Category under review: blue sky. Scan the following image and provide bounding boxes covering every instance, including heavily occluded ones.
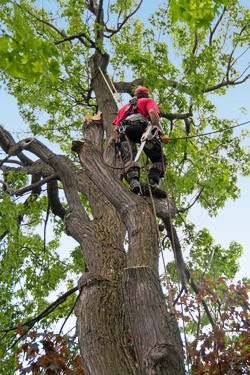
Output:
[0,0,249,279]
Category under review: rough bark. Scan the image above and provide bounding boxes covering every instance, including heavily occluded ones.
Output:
[123,267,184,375]
[73,49,185,374]
[75,273,138,375]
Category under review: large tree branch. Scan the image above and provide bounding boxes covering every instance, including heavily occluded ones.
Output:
[47,179,66,220]
[1,287,78,351]
[96,0,103,25]
[160,111,193,121]
[5,138,91,245]
[24,140,87,218]
[0,129,67,225]
[162,72,250,95]
[10,173,58,197]
[203,73,250,93]
[15,1,98,49]
[114,78,144,95]
[14,2,66,38]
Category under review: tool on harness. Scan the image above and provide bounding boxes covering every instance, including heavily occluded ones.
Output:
[134,124,159,162]
[161,133,170,143]
[134,123,170,162]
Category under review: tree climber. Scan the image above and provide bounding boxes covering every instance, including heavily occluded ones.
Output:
[113,86,168,195]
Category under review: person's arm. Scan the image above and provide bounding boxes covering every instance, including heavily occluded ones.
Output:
[148,108,160,126]
[148,108,170,143]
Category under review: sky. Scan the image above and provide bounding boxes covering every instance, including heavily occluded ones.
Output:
[0,0,249,280]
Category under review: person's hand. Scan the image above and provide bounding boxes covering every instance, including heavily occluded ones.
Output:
[152,125,162,137]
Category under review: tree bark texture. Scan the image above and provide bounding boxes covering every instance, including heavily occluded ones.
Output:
[72,53,185,371]
[123,267,184,375]
[75,273,138,375]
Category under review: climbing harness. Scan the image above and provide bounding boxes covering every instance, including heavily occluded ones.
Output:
[125,97,138,116]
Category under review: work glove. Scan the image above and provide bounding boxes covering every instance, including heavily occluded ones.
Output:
[160,134,170,144]
[152,126,170,143]
[152,125,162,138]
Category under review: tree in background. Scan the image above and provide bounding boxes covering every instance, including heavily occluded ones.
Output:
[0,1,249,374]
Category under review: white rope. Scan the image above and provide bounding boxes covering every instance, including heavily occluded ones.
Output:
[98,67,120,107]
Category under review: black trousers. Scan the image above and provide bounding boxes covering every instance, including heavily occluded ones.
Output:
[118,121,167,182]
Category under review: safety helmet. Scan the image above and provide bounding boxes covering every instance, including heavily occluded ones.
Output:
[134,86,150,96]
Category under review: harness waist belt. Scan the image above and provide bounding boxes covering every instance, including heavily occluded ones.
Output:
[125,113,147,122]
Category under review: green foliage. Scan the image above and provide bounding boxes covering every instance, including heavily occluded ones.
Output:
[187,228,243,279]
[0,2,61,83]
[0,188,81,373]
[169,0,230,29]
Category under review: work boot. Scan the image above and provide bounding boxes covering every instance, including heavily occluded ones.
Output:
[149,178,159,190]
[142,178,167,199]
[126,167,141,195]
[130,178,142,195]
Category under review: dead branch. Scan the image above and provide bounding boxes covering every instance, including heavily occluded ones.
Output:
[0,125,33,166]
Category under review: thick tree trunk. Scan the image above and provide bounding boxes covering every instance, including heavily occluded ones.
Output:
[75,273,138,375]
[74,138,185,374]
[72,51,185,374]
[123,267,184,375]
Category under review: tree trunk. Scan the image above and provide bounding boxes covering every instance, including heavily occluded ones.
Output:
[75,273,138,375]
[69,51,185,374]
[123,267,184,374]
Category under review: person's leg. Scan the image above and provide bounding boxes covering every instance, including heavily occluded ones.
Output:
[143,139,168,187]
[119,133,141,194]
